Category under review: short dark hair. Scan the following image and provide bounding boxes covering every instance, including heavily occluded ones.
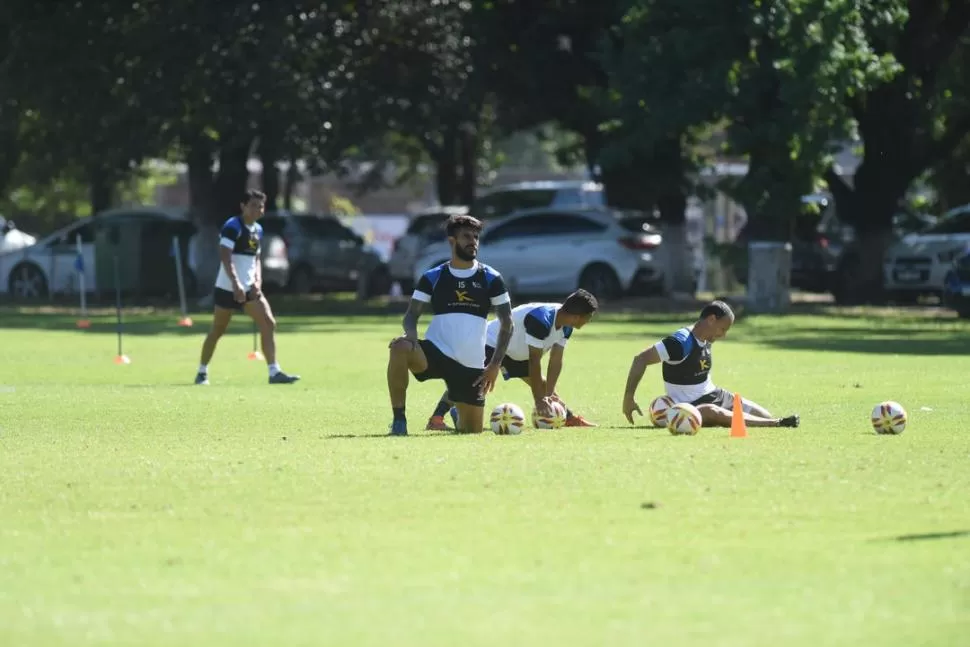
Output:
[445,214,483,237]
[561,289,599,315]
[699,300,734,320]
[242,189,266,204]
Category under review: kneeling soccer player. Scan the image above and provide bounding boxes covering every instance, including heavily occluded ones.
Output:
[385,214,513,436]
[425,289,600,430]
[621,300,799,428]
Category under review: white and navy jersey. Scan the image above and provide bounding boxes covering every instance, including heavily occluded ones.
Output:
[412,261,510,369]
[486,302,571,361]
[215,216,262,291]
[653,325,716,403]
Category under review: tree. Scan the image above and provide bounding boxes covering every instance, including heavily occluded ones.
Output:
[602,0,903,299]
[824,0,970,302]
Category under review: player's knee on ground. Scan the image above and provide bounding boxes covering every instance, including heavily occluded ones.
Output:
[697,404,731,427]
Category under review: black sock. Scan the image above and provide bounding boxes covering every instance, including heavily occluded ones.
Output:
[393,407,406,422]
[433,400,451,417]
[565,408,574,418]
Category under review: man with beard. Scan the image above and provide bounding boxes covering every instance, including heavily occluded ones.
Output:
[385,214,514,436]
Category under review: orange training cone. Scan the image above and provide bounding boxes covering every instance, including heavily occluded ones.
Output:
[177,316,194,327]
[76,319,91,329]
[114,354,131,365]
[730,392,747,438]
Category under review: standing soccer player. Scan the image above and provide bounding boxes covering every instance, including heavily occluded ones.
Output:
[620,300,798,428]
[425,290,600,430]
[194,189,300,385]
[385,214,513,436]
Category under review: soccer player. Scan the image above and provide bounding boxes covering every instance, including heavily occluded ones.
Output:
[386,214,513,436]
[620,300,799,428]
[194,189,300,385]
[424,290,600,430]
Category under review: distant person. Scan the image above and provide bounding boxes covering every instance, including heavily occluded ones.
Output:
[194,189,300,385]
[425,291,601,430]
[621,300,799,428]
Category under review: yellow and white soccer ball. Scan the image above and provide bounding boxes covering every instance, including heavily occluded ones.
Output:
[871,401,907,435]
[666,402,703,436]
[490,403,526,435]
[649,395,676,427]
[532,401,567,430]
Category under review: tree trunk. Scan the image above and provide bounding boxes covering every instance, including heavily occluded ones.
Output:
[213,136,253,221]
[185,134,218,301]
[258,130,280,211]
[282,158,299,211]
[435,126,459,205]
[656,190,694,295]
[88,166,116,215]
[458,125,478,205]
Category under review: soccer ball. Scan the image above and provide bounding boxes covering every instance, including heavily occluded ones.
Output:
[532,401,567,430]
[666,402,703,436]
[871,401,907,435]
[490,403,526,435]
[649,395,676,427]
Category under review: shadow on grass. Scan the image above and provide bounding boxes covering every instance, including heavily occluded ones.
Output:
[891,530,970,542]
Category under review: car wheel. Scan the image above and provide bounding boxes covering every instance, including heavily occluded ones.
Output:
[8,262,48,299]
[288,265,315,294]
[579,263,622,301]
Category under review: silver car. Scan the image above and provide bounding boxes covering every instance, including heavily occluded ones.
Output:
[411,207,663,299]
[387,206,468,293]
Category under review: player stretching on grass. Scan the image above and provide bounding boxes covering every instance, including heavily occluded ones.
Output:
[425,290,601,430]
[620,300,799,428]
[386,214,513,436]
[194,189,300,385]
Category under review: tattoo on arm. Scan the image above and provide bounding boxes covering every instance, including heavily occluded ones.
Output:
[402,299,425,339]
[489,302,514,364]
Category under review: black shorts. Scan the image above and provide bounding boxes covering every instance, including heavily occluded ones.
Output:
[691,388,732,409]
[413,339,485,407]
[484,346,530,380]
[213,287,258,312]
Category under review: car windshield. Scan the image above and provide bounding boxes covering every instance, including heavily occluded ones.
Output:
[470,189,557,220]
[407,214,450,237]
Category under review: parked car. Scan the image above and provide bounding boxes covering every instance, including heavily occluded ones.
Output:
[259,211,390,297]
[0,217,36,254]
[0,207,196,300]
[470,180,605,220]
[387,205,468,292]
[941,247,970,318]
[882,203,970,301]
[411,207,663,300]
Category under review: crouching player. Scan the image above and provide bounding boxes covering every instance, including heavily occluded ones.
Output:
[426,289,600,430]
[621,300,799,428]
[385,214,513,436]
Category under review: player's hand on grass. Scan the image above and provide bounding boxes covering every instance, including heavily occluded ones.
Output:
[622,396,643,425]
[233,283,246,303]
[534,397,554,417]
[475,362,501,395]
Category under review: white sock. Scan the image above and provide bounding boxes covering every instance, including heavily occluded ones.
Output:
[198,364,208,374]
[269,362,281,376]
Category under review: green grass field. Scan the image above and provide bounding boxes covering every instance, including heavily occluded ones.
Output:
[1,302,968,646]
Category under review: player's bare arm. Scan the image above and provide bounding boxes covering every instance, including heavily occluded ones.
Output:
[395,298,425,348]
[219,245,245,302]
[545,344,564,398]
[622,346,663,424]
[476,301,513,395]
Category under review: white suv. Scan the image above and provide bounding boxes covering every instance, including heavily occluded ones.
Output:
[884,204,970,299]
[411,207,662,300]
[471,180,605,220]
